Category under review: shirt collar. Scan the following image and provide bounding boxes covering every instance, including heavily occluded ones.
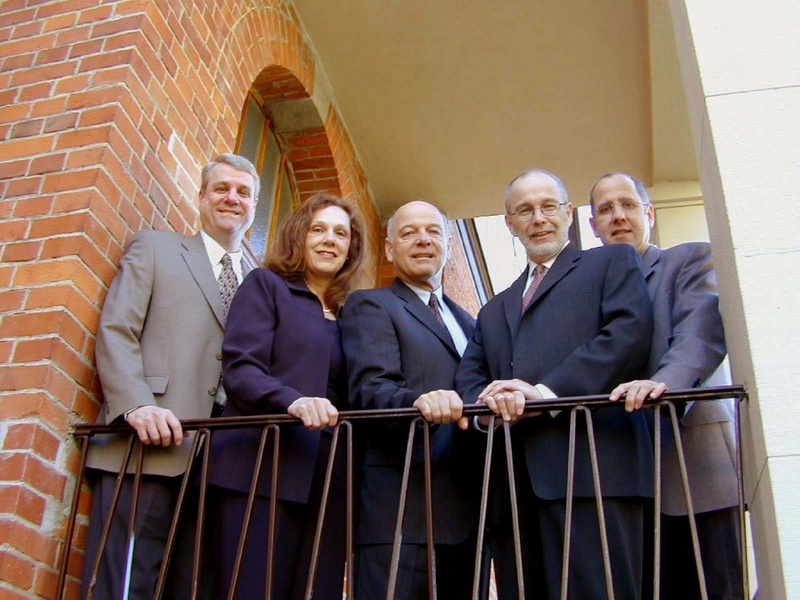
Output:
[527,240,569,275]
[200,230,243,267]
[403,281,444,306]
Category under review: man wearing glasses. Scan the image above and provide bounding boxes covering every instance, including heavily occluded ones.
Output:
[589,172,741,599]
[456,169,653,599]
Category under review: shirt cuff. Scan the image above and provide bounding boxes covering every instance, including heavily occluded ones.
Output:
[535,383,561,417]
[123,405,144,422]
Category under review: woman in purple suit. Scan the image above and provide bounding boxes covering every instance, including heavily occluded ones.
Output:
[208,193,367,599]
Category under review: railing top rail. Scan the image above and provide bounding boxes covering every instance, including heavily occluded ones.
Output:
[71,385,745,436]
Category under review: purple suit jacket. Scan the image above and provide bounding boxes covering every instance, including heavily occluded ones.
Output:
[208,268,346,504]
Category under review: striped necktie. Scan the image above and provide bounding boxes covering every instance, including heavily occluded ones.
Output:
[521,264,547,314]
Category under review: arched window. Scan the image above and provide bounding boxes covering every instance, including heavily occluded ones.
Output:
[236,93,297,260]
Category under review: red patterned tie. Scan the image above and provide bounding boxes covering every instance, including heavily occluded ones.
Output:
[428,293,447,328]
[520,264,547,314]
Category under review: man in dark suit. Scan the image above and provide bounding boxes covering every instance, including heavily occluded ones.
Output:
[456,169,654,599]
[81,153,258,598]
[341,200,481,598]
[589,172,741,599]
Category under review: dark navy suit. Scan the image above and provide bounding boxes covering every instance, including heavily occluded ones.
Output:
[456,243,654,599]
[208,268,347,600]
[341,279,481,598]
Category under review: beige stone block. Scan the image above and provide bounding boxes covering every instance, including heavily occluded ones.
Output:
[747,461,786,599]
[705,86,800,255]
[680,0,800,96]
[750,456,800,599]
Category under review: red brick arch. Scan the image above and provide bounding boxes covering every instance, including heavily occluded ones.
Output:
[0,0,379,595]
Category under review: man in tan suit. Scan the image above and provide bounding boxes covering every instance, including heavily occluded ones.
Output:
[81,153,258,599]
[589,172,741,599]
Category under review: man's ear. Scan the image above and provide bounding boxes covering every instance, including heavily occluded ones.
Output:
[384,238,394,263]
[589,216,599,238]
[564,202,574,227]
[505,214,518,238]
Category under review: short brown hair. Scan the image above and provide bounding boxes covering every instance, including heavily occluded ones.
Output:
[201,153,260,199]
[267,193,366,311]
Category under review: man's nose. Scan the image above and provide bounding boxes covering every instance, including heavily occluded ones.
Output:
[611,202,626,220]
[531,207,548,223]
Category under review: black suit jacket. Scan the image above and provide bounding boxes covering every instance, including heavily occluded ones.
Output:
[456,243,655,500]
[341,279,480,545]
[208,268,347,504]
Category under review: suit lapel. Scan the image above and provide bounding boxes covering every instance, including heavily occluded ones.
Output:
[516,244,581,321]
[503,269,528,341]
[641,244,661,281]
[182,233,225,327]
[392,279,459,355]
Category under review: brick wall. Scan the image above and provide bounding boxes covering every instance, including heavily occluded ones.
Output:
[0,0,381,596]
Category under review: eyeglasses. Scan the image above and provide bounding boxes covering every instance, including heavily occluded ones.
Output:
[508,201,566,221]
[593,198,649,218]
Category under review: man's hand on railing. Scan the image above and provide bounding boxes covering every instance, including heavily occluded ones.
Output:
[413,390,468,430]
[288,397,339,430]
[477,378,543,425]
[609,379,669,412]
[125,406,187,446]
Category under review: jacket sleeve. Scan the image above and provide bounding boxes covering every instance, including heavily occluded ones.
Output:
[340,291,419,410]
[221,271,303,415]
[651,243,726,389]
[540,245,654,397]
[94,231,160,422]
[454,312,493,405]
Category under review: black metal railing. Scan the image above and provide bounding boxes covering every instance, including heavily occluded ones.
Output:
[57,385,748,600]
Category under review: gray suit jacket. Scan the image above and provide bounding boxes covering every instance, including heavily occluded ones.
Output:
[87,230,241,477]
[642,243,738,515]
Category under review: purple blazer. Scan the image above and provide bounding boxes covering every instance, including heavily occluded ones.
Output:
[207,268,346,504]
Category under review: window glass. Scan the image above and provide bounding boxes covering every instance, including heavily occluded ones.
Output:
[235,94,297,258]
[249,130,282,258]
[275,161,295,236]
[239,96,264,161]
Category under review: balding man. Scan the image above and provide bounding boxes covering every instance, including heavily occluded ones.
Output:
[341,200,481,598]
[589,172,741,600]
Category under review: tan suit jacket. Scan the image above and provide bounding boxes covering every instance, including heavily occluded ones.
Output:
[642,243,738,515]
[87,230,236,477]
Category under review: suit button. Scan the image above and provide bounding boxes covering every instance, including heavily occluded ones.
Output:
[208,386,217,396]
[216,352,222,360]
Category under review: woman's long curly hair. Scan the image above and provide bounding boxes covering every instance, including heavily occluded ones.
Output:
[266,193,367,311]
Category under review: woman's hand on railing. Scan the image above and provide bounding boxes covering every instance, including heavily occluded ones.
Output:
[288,397,339,430]
[413,390,468,430]
[609,379,669,412]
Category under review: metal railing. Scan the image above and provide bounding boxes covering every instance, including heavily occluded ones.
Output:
[57,385,747,600]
